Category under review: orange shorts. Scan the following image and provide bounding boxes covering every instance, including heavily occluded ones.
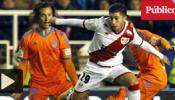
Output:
[138,76,167,100]
[29,81,72,100]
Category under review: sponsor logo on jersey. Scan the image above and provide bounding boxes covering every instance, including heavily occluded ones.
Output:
[51,39,58,48]
[121,37,130,45]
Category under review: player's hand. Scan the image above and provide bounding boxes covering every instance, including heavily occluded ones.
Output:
[161,55,170,65]
[168,46,175,51]
[11,93,22,100]
[50,17,56,24]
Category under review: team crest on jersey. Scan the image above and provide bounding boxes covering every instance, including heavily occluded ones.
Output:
[51,39,58,48]
[121,37,130,45]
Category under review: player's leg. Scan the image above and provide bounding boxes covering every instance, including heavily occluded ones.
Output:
[139,76,167,100]
[68,62,109,100]
[110,64,140,100]
[29,82,48,100]
[106,87,127,100]
[69,71,104,100]
[56,87,73,100]
[114,72,140,100]
[70,90,89,100]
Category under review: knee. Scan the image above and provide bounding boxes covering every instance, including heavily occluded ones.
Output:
[71,91,89,100]
[114,73,138,87]
[127,75,138,86]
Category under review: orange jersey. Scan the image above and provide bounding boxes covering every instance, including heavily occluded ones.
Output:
[19,27,72,84]
[130,29,167,81]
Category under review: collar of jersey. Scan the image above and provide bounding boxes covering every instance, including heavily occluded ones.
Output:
[37,26,53,38]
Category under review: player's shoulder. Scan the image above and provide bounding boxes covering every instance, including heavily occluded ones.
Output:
[22,29,35,39]
[137,29,159,38]
[137,29,151,34]
[124,21,135,34]
[99,16,108,24]
[52,27,66,36]
[95,16,110,29]
[126,21,134,29]
[88,16,106,24]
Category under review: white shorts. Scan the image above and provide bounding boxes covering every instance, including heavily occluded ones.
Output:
[74,61,132,92]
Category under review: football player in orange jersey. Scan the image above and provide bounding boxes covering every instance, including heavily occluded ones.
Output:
[13,2,78,100]
[106,29,175,100]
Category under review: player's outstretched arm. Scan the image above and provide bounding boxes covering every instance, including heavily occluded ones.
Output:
[51,17,84,28]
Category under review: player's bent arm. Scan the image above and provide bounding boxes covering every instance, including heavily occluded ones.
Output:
[131,28,164,60]
[63,59,78,86]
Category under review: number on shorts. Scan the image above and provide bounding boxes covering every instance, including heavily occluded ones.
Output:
[80,72,90,83]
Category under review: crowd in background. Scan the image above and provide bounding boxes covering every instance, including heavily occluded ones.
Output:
[0,0,175,40]
[0,0,175,88]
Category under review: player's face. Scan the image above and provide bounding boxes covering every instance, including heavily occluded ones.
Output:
[39,7,53,29]
[109,12,127,32]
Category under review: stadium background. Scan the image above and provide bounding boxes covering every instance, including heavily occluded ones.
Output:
[0,0,175,100]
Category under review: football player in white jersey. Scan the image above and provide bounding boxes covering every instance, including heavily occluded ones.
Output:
[51,3,169,100]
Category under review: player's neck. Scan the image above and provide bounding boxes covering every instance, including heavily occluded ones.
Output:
[39,27,51,35]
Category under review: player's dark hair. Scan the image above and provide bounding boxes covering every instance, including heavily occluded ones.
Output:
[109,3,127,16]
[33,2,56,23]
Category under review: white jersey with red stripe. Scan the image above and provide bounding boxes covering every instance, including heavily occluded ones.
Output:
[84,17,142,67]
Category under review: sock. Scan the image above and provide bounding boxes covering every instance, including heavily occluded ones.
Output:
[128,84,140,100]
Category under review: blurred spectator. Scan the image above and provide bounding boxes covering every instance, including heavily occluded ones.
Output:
[153,21,175,40]
[96,0,109,10]
[128,0,140,10]
[16,0,40,9]
[0,0,28,43]
[54,0,75,10]
[28,12,39,29]
[109,0,127,5]
[0,0,16,9]
[128,0,152,31]
[0,0,16,44]
[72,0,96,10]
[53,0,75,38]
